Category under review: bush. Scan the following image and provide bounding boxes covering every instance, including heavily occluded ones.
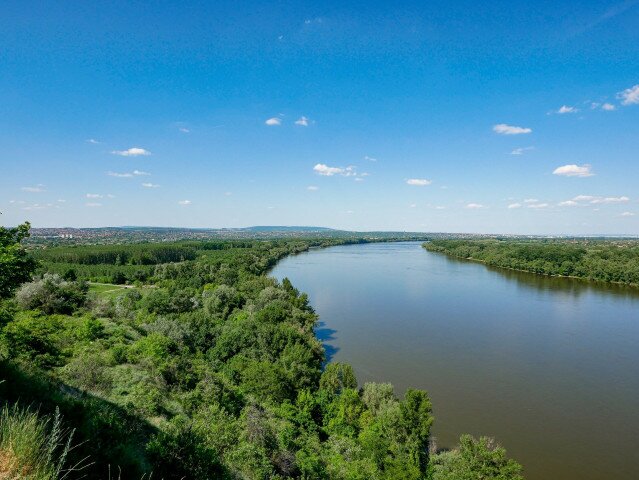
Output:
[15,274,88,315]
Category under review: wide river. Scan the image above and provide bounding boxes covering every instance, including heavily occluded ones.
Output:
[271,241,639,480]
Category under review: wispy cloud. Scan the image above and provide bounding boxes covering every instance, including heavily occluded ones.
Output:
[112,147,151,157]
[493,123,532,135]
[22,203,54,211]
[406,178,432,186]
[590,196,629,204]
[466,203,485,209]
[523,198,539,203]
[510,146,534,155]
[313,163,357,177]
[21,185,45,193]
[364,155,377,162]
[553,164,594,177]
[307,185,319,191]
[507,203,522,209]
[178,127,190,133]
[142,183,160,188]
[178,200,192,205]
[527,203,549,209]
[295,116,310,126]
[559,195,629,206]
[620,211,636,217]
[601,102,616,111]
[556,105,578,114]
[107,171,134,178]
[86,138,101,144]
[86,193,103,198]
[133,170,150,176]
[265,117,282,126]
[618,84,639,105]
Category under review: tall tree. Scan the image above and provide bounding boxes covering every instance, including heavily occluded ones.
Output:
[0,222,37,298]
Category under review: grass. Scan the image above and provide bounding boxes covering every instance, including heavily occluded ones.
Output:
[0,404,85,480]
[87,283,131,298]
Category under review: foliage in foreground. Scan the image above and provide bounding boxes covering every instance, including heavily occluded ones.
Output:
[426,239,639,286]
[0,224,523,478]
[0,404,78,480]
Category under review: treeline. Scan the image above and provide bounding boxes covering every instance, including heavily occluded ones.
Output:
[425,239,639,286]
[1,228,523,479]
[32,243,199,266]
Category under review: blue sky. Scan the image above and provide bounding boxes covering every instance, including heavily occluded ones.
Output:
[1,0,638,234]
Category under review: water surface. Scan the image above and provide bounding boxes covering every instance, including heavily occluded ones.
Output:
[271,242,639,480]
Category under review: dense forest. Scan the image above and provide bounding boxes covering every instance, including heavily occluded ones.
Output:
[425,239,639,286]
[1,224,522,479]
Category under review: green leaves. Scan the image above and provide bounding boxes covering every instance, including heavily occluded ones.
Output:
[0,222,37,299]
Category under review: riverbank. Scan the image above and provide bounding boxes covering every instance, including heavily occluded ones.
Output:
[423,239,639,288]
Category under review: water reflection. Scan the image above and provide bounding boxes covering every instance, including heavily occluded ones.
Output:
[445,255,639,300]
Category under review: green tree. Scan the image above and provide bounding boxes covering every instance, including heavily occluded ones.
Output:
[431,434,523,480]
[0,222,37,298]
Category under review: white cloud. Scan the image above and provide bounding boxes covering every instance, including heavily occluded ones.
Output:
[435,206,446,210]
[85,202,102,207]
[86,138,101,144]
[86,193,103,198]
[409,203,417,208]
[313,163,356,177]
[108,169,150,178]
[295,116,310,126]
[178,127,190,133]
[57,199,66,203]
[524,198,538,203]
[557,105,578,114]
[178,200,192,205]
[590,196,629,204]
[364,155,377,162]
[527,203,549,209]
[142,183,160,188]
[552,164,594,177]
[112,147,151,157]
[265,117,282,126]
[354,177,364,182]
[618,84,639,105]
[559,195,629,206]
[406,178,432,186]
[620,211,636,217]
[510,146,534,155]
[573,195,595,201]
[493,123,532,135]
[601,103,616,111]
[507,203,522,209]
[307,185,319,191]
[466,203,485,209]
[22,203,53,211]
[21,185,45,193]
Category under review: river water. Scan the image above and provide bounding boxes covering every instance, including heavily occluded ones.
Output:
[271,241,639,480]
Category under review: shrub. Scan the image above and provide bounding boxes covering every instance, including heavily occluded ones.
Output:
[15,274,88,315]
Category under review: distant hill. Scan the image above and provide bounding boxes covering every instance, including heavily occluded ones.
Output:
[241,226,335,232]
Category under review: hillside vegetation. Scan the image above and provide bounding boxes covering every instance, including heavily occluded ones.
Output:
[1,224,522,479]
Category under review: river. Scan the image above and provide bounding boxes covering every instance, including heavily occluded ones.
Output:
[270,241,639,480]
